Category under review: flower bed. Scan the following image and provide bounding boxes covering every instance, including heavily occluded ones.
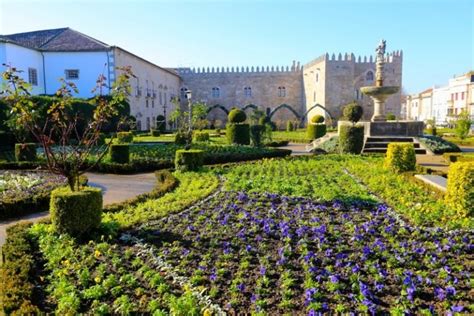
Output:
[141,191,472,314]
[417,136,461,154]
[0,171,65,220]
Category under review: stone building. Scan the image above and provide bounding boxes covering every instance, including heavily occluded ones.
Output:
[177,51,403,127]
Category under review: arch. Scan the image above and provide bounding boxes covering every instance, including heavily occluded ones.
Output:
[300,103,336,123]
[242,104,258,111]
[366,70,374,81]
[269,104,301,120]
[206,104,229,116]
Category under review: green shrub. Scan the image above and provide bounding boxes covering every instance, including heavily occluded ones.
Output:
[50,186,102,236]
[286,121,294,132]
[228,109,247,123]
[250,125,265,147]
[338,125,364,154]
[150,129,160,137]
[265,140,289,147]
[443,153,474,164]
[307,124,327,140]
[194,131,210,142]
[445,161,473,217]
[14,143,37,162]
[109,144,130,164]
[386,113,396,120]
[116,132,133,144]
[175,131,192,145]
[384,143,416,173]
[175,149,204,171]
[311,115,325,124]
[342,103,363,123]
[226,123,250,145]
[155,115,166,132]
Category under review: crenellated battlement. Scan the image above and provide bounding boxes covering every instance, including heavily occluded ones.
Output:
[304,50,403,68]
[176,60,303,75]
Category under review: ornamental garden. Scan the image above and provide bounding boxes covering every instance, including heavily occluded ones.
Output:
[0,66,473,315]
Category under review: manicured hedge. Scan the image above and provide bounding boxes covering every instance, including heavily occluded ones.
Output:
[443,152,474,164]
[116,131,133,144]
[306,124,326,140]
[194,131,210,142]
[250,125,264,147]
[445,161,473,218]
[265,140,289,147]
[1,223,41,314]
[339,125,364,154]
[226,123,250,145]
[228,109,246,123]
[109,144,130,164]
[15,143,37,162]
[175,149,204,171]
[150,129,160,137]
[50,186,103,236]
[175,131,191,145]
[384,143,416,173]
[311,115,324,124]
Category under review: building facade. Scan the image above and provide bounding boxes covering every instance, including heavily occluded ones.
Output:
[405,72,474,125]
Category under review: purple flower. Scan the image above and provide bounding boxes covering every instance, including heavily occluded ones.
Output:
[246,244,252,252]
[259,266,266,276]
[451,305,464,312]
[407,285,416,302]
[304,251,314,263]
[352,264,360,273]
[329,274,339,283]
[250,294,258,303]
[209,272,217,282]
[446,286,456,297]
[237,283,245,292]
[305,288,317,305]
[434,287,445,301]
[359,281,372,298]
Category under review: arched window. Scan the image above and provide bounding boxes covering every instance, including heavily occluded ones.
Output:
[313,91,316,102]
[244,86,252,97]
[278,86,286,97]
[366,71,374,81]
[180,88,187,99]
[316,73,319,83]
[211,87,220,98]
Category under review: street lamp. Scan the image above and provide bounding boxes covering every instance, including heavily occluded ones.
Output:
[185,89,192,149]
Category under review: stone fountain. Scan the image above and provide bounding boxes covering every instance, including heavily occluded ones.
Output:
[360,39,399,121]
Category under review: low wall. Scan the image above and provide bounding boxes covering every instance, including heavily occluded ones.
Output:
[338,121,424,136]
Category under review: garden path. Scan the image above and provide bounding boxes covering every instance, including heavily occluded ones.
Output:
[278,142,312,156]
[0,172,156,247]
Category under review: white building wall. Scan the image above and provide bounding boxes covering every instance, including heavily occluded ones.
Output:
[43,51,109,97]
[0,42,45,94]
[432,86,449,124]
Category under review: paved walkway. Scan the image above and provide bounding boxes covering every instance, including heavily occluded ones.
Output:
[0,172,156,247]
[416,155,449,173]
[279,142,312,156]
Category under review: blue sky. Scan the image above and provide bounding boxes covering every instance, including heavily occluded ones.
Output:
[1,0,472,93]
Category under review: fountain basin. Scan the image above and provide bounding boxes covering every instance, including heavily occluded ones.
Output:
[360,86,400,96]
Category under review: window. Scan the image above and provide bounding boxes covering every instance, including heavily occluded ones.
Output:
[316,73,319,83]
[146,99,149,108]
[159,92,163,105]
[355,89,359,100]
[137,120,142,131]
[152,100,154,108]
[146,117,150,130]
[455,93,458,100]
[313,91,316,102]
[278,86,286,97]
[211,87,220,98]
[244,86,252,97]
[28,68,38,86]
[461,92,465,100]
[470,74,474,83]
[65,69,79,80]
[164,93,167,105]
[152,116,155,128]
[366,71,374,81]
[180,88,187,99]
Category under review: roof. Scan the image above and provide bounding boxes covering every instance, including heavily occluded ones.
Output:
[1,27,110,51]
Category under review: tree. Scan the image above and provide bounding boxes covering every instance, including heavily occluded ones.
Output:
[1,64,133,191]
[454,110,472,140]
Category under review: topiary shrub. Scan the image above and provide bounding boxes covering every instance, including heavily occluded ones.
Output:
[286,121,294,132]
[14,143,36,162]
[194,131,210,142]
[311,115,325,124]
[150,129,160,137]
[338,125,364,154]
[386,113,396,120]
[175,130,192,145]
[226,123,250,145]
[116,131,133,144]
[250,125,265,147]
[50,186,102,236]
[307,124,327,140]
[384,143,416,173]
[228,109,247,123]
[109,144,130,164]
[445,161,473,217]
[343,103,363,124]
[175,149,204,171]
[156,115,166,132]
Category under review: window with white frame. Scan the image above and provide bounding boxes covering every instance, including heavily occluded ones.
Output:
[211,87,220,98]
[65,69,79,80]
[278,86,286,97]
[244,86,252,97]
[28,68,38,86]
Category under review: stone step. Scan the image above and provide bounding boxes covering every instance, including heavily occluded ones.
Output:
[366,137,414,142]
[364,142,421,149]
[363,148,427,154]
[414,174,447,192]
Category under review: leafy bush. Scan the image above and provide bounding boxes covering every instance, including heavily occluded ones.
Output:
[175,149,204,171]
[150,129,160,137]
[109,144,130,164]
[445,162,473,218]
[116,132,133,144]
[384,143,416,173]
[50,186,102,236]
[418,135,461,154]
[250,125,264,147]
[174,130,192,145]
[454,110,472,140]
[338,125,364,154]
[386,113,396,120]
[226,123,250,145]
[306,124,326,140]
[342,103,363,123]
[194,131,210,142]
[0,223,41,314]
[228,109,247,123]
[155,115,166,132]
[14,143,37,162]
[311,115,324,124]
[286,121,294,132]
[443,152,474,164]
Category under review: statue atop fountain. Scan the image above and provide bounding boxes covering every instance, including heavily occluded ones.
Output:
[361,39,399,121]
